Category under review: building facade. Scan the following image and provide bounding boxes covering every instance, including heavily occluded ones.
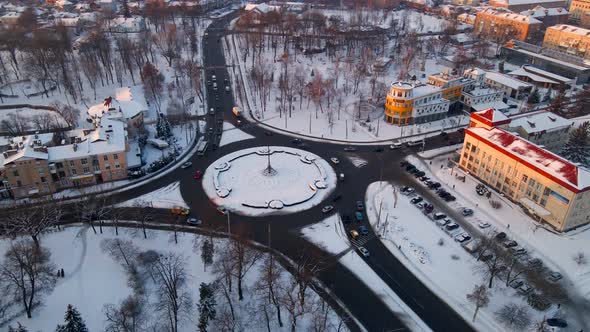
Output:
[504,112,573,152]
[475,9,543,42]
[569,0,590,22]
[520,6,569,28]
[461,87,504,109]
[459,109,590,231]
[384,81,450,125]
[543,24,590,59]
[489,0,567,12]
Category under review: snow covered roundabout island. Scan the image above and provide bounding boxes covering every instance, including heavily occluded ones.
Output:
[203,146,337,216]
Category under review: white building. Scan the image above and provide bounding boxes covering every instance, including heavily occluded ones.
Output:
[504,112,573,152]
[461,87,504,109]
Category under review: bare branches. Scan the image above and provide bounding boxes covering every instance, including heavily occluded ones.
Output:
[466,284,490,322]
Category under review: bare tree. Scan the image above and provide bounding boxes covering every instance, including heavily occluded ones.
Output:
[280,281,306,332]
[292,248,324,308]
[495,303,531,330]
[229,230,262,301]
[255,253,284,327]
[103,295,146,332]
[466,284,490,322]
[150,252,192,332]
[100,238,139,272]
[51,102,80,128]
[0,204,62,248]
[0,239,57,318]
[141,62,165,111]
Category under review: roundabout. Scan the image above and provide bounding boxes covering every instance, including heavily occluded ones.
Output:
[202,146,337,216]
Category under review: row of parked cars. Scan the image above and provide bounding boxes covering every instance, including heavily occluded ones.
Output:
[400,161,456,202]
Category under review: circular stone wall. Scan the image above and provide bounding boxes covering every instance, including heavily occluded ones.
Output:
[202,146,337,216]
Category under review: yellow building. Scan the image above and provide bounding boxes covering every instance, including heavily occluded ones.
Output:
[542,24,590,59]
[384,81,450,126]
[459,109,590,232]
[569,0,590,22]
[427,72,471,102]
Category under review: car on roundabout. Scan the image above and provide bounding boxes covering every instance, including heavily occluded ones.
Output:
[181,162,192,169]
[186,218,203,225]
[358,247,370,258]
[194,170,202,179]
[322,205,334,214]
[344,146,357,152]
[330,157,340,164]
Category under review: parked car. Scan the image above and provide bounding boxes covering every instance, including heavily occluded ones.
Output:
[406,165,416,172]
[462,208,474,216]
[356,201,364,211]
[355,212,364,222]
[509,279,524,289]
[400,161,410,167]
[454,233,472,243]
[445,223,460,234]
[209,108,215,116]
[444,195,456,202]
[546,318,567,328]
[330,157,340,164]
[503,240,518,248]
[419,176,430,182]
[436,218,451,227]
[322,205,334,214]
[358,247,370,258]
[510,247,527,256]
[401,187,415,195]
[478,222,491,229]
[428,182,441,189]
[548,271,563,282]
[410,197,423,204]
[517,283,533,295]
[528,258,543,269]
[358,225,369,235]
[433,212,447,220]
[349,230,360,239]
[344,146,357,152]
[495,232,507,241]
[186,218,203,225]
[389,141,403,149]
[181,162,193,169]
[291,138,302,145]
[413,171,426,178]
[423,204,434,213]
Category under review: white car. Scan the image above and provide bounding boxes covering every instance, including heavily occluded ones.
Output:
[358,247,370,257]
[181,162,192,169]
[186,218,203,225]
[322,205,334,214]
[478,222,491,229]
[389,141,403,149]
[330,157,340,164]
[225,86,230,92]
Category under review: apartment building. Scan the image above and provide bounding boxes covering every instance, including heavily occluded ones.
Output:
[520,6,569,28]
[568,0,590,22]
[475,8,543,42]
[489,0,567,12]
[543,24,590,59]
[427,72,472,103]
[461,87,505,110]
[0,112,129,199]
[460,109,590,231]
[384,81,450,125]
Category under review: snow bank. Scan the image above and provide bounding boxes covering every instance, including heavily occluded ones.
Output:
[116,181,188,209]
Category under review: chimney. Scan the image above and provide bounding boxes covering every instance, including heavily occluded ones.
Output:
[73,143,78,152]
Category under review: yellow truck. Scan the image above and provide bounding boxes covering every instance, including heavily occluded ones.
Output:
[171,206,190,216]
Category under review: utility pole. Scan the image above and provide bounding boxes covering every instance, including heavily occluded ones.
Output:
[309,112,312,134]
[226,211,231,234]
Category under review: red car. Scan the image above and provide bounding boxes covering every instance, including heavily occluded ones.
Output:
[193,170,202,179]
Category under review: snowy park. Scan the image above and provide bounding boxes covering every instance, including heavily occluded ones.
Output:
[203,146,336,216]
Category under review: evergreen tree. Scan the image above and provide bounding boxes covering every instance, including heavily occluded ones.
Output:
[561,122,590,166]
[155,113,172,139]
[547,91,568,117]
[55,304,88,332]
[527,89,540,105]
[201,238,214,272]
[570,87,590,117]
[198,283,217,332]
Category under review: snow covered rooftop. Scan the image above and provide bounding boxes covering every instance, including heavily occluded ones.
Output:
[509,112,573,133]
[244,3,280,13]
[464,87,502,97]
[88,89,146,121]
[547,24,590,37]
[520,6,568,17]
[485,71,533,90]
[473,108,510,125]
[471,101,510,111]
[479,8,542,24]
[390,81,442,99]
[495,0,566,6]
[508,68,558,84]
[467,127,590,192]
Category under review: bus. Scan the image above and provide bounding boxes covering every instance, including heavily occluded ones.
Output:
[196,137,208,156]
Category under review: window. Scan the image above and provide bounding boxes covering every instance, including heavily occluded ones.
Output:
[69,160,75,167]
[41,176,46,183]
[529,179,536,187]
[12,170,19,177]
[540,198,547,207]
[81,158,88,165]
[16,180,22,187]
[543,188,551,196]
[83,167,90,174]
[113,154,118,160]
[105,164,111,170]
[522,175,528,183]
[58,171,66,177]
[56,162,63,168]
[103,155,109,161]
[71,169,77,175]
[38,168,44,175]
[115,163,121,169]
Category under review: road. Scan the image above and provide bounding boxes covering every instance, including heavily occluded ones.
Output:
[36,11,475,332]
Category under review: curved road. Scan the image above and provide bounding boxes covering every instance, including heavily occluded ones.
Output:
[73,12,473,332]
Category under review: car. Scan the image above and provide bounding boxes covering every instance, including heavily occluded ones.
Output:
[413,171,426,178]
[423,203,434,213]
[438,191,450,198]
[344,146,357,152]
[406,165,417,172]
[528,258,543,268]
[510,247,527,256]
[401,186,411,192]
[171,206,190,216]
[419,176,430,182]
[356,201,364,211]
[445,223,460,233]
[217,119,223,125]
[444,195,456,202]
[503,240,518,248]
[548,271,563,282]
[509,279,524,289]
[330,157,340,164]
[517,283,533,295]
[225,86,230,92]
[433,212,447,220]
[339,173,345,182]
[186,217,203,225]
[291,138,302,145]
[209,108,215,116]
[428,182,441,189]
[495,232,507,241]
[546,318,567,328]
[454,233,472,243]
[358,247,370,257]
[410,197,423,204]
[389,141,403,149]
[358,225,369,235]
[416,201,429,209]
[181,162,193,169]
[193,170,202,179]
[478,222,491,229]
[436,218,451,227]
[322,205,334,214]
[217,206,228,215]
[342,215,352,224]
[401,187,415,195]
[373,146,384,152]
[215,94,219,100]
[265,131,273,136]
[211,74,216,81]
[349,230,360,239]
[355,211,364,222]
[400,161,410,167]
[332,194,342,202]
[424,180,434,186]
[462,208,474,216]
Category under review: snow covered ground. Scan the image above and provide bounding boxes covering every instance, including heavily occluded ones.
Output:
[364,181,567,332]
[117,181,188,209]
[411,153,590,327]
[202,146,336,216]
[299,215,431,332]
[0,107,68,132]
[0,226,347,331]
[417,143,463,159]
[219,121,254,147]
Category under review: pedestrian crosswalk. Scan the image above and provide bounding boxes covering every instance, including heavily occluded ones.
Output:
[349,233,376,248]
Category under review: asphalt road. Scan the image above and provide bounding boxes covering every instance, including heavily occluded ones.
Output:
[67,12,474,332]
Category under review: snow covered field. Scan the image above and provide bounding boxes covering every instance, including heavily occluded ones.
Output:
[0,226,347,331]
[364,181,570,332]
[299,215,431,332]
[117,181,188,209]
[202,146,336,216]
[0,107,68,132]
